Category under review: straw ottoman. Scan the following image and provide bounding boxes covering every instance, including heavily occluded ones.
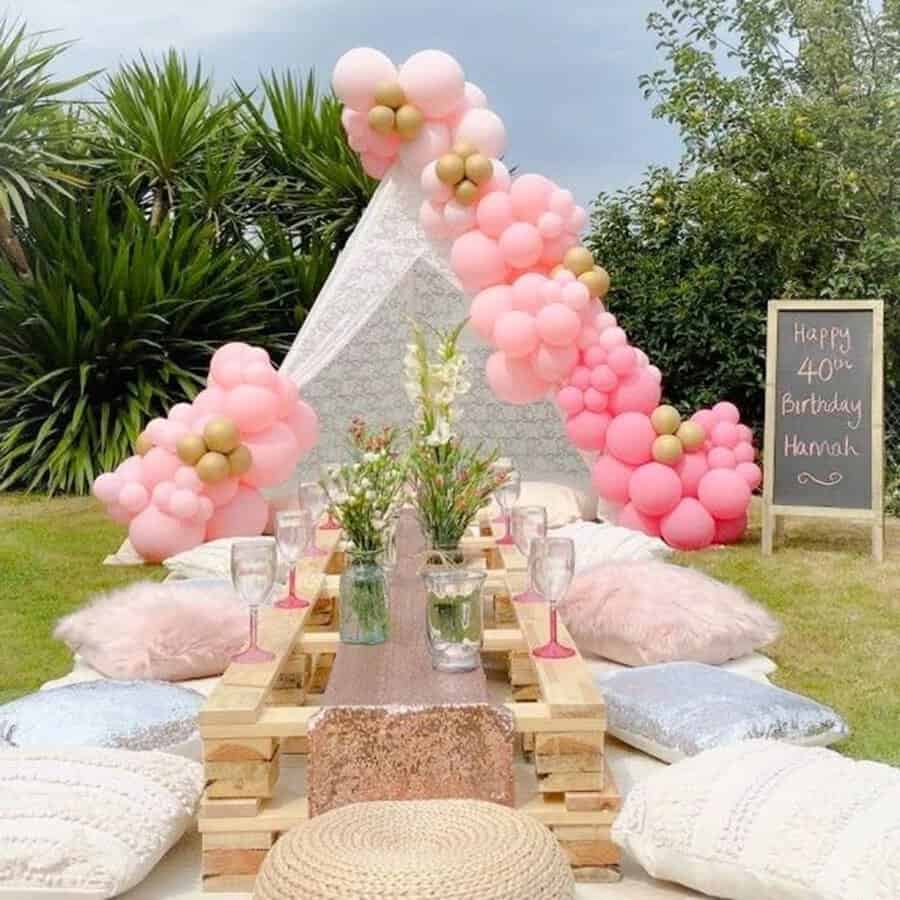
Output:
[253,798,575,899]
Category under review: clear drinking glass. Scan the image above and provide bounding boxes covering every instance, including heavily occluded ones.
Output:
[490,457,514,523]
[274,509,312,610]
[320,465,341,530]
[531,536,576,659]
[511,505,548,603]
[230,539,277,664]
[493,468,521,546]
[298,481,328,558]
[424,568,487,672]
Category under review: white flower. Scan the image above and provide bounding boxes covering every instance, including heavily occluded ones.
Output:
[365,490,376,500]
[363,452,378,463]
[425,418,452,446]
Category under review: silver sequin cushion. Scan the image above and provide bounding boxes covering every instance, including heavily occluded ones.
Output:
[0,680,203,758]
[598,661,849,763]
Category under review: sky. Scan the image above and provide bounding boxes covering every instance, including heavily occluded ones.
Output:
[17,0,683,203]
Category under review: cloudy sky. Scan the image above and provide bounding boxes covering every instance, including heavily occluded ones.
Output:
[18,0,683,203]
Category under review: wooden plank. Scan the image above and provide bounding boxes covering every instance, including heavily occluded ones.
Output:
[504,702,604,732]
[534,731,604,756]
[202,832,275,850]
[200,705,319,739]
[203,738,276,763]
[200,796,261,819]
[557,839,619,868]
[535,751,604,774]
[199,795,309,834]
[199,685,269,727]
[202,848,267,876]
[538,771,605,793]
[553,825,614,841]
[573,866,622,884]
[202,874,257,893]
[519,792,617,826]
[564,791,622,814]
[205,749,280,799]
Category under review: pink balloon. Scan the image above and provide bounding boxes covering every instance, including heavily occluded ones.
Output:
[511,273,546,314]
[618,502,662,537]
[485,351,551,405]
[583,346,607,368]
[595,311,617,332]
[499,222,543,268]
[569,365,592,391]
[608,346,637,376]
[285,401,320,454]
[169,488,200,521]
[470,285,514,342]
[591,365,618,392]
[536,303,581,347]
[205,485,270,541]
[242,422,301,488]
[697,468,752,520]
[93,472,122,504]
[364,127,401,159]
[332,47,398,112]
[152,481,176,510]
[443,199,477,235]
[494,310,538,358]
[707,447,737,469]
[715,513,748,545]
[509,174,554,223]
[646,365,663,384]
[736,424,754,444]
[244,363,276,389]
[348,131,371,154]
[274,376,300,419]
[421,161,453,202]
[192,384,228,416]
[634,348,649,367]
[566,410,611,451]
[629,462,683,517]
[538,211,564,238]
[569,205,588,232]
[399,121,451,174]
[224,384,280,434]
[361,152,392,180]
[116,456,143,482]
[476,191,514,238]
[450,231,507,291]
[106,502,132,525]
[197,497,215,522]
[539,278,562,306]
[711,421,740,448]
[577,327,601,350]
[202,476,240,508]
[119,482,150,514]
[482,158,512,193]
[712,401,741,424]
[129,504,205,563]
[533,344,578,382]
[398,50,465,117]
[341,107,367,139]
[168,403,193,424]
[562,281,590,311]
[463,81,487,108]
[608,368,662,416]
[549,189,575,218]
[733,441,756,464]
[539,234,569,268]
[599,326,628,350]
[140,447,181,488]
[210,342,251,384]
[606,412,656,466]
[557,386,585,416]
[592,454,635,505]
[420,200,451,239]
[661,498,716,550]
[675,451,709,498]
[174,466,202,491]
[691,409,717,434]
[583,387,608,413]
[736,461,763,490]
[453,108,506,158]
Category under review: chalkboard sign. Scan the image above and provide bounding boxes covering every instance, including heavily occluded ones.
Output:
[762,300,884,560]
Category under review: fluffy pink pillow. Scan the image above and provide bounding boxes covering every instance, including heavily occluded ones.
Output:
[55,580,248,681]
[560,561,780,667]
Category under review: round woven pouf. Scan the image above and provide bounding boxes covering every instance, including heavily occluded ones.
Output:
[254,799,574,900]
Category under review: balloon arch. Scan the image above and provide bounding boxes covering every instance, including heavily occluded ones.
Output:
[333,47,761,551]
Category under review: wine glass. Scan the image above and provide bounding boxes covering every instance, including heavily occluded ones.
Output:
[490,458,514,523]
[299,481,328,558]
[320,465,341,530]
[531,537,576,659]
[230,539,277,664]
[494,468,521,546]
[275,509,312,610]
[511,505,547,603]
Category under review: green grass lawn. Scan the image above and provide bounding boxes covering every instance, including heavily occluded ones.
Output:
[1,493,898,764]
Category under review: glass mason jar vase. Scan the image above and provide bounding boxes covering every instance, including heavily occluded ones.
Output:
[339,549,390,645]
[423,568,487,672]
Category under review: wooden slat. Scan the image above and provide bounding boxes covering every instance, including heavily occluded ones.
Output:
[199,795,309,834]
[202,832,275,850]
[200,705,319,739]
[200,795,261,819]
[520,792,617,827]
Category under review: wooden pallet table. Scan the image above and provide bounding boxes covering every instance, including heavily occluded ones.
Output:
[197,511,620,892]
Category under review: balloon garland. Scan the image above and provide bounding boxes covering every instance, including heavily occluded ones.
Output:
[333,47,761,550]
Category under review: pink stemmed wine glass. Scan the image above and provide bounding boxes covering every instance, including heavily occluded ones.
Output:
[494,468,521,546]
[490,458,514,523]
[531,536,576,659]
[320,466,341,530]
[299,481,328,558]
[230,539,277,664]
[511,505,547,603]
[274,509,312,610]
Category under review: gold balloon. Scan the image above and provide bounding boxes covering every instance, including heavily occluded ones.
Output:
[677,421,706,452]
[196,451,230,484]
[176,433,207,466]
[367,105,395,135]
[203,417,240,454]
[435,153,465,185]
[583,266,610,298]
[452,141,477,159]
[653,434,684,465]
[228,445,252,477]
[563,245,595,276]
[650,404,682,435]
[135,432,153,456]
[463,153,493,186]
[373,79,406,109]
[455,179,480,205]
[395,104,424,140]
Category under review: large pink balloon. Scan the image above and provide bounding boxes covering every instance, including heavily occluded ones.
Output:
[443,199,477,236]
[707,446,737,469]
[119,481,150,514]
[592,454,635,505]
[399,121,451,174]
[536,303,581,347]
[361,152,392,180]
[274,376,300,419]
[192,384,228,417]
[676,451,709,498]
[129,504,205,563]
[450,231,507,291]
[140,446,181,488]
[661,498,716,550]
[565,410,610,451]
[583,387,608,412]
[420,200,451,239]
[225,384,280,434]
[209,343,251,386]
[242,422,301,488]
[494,310,538,358]
[332,47,397,112]
[534,344,578,382]
[591,365,618,393]
[557,386,585,416]
[608,368,662,416]
[509,174,555,224]
[421,161,453,201]
[715,513,748,545]
[618,502,662,538]
[499,222,543,268]
[476,192,515,239]
[736,461,763,490]
[605,412,656,466]
[691,409,717,434]
[485,352,551,405]
[453,108,506,158]
[712,401,741,424]
[697,468,752,520]
[629,462,683,517]
[398,50,465,117]
[285,401,320,453]
[202,476,240,508]
[733,441,756,464]
[205,486,270,541]
[711,421,740,448]
[93,472,122,504]
[511,273,546,315]
[470,285,514,342]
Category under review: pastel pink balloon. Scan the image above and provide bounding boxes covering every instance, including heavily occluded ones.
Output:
[660,498,716,550]
[562,281,590,311]
[618,502,662,537]
[734,441,756,463]
[169,488,200,521]
[707,447,737,469]
[450,231,507,291]
[116,456,143,482]
[332,47,398,112]
[243,363,277,391]
[577,327,601,351]
[499,222,543,268]
[364,127,401,159]
[168,403,193,425]
[634,348,650,367]
[569,205,588,232]
[736,461,763,490]
[476,191,514,238]
[341,107,367,138]
[509,174,554,223]
[202,476,240,508]
[691,409,717,433]
[453,108,506,158]
[569,365,592,391]
[348,131,370,154]
[715,513,748,545]
[482,158,511,193]
[494,310,538,358]
[192,384,228,416]
[711,421,740,448]
[539,234,569,268]
[608,345,637,376]
[599,326,628,350]
[152,481,176,510]
[538,211,564,238]
[592,454,636,505]
[697,468,752,520]
[443,199,477,235]
[140,446,181,488]
[421,161,453,202]
[606,412,656,466]
[174,466,202,491]
[274,376,300,419]
[583,347,607,368]
[557,386,585,416]
[285,401,320,453]
[119,481,149,514]
[106,502,132,525]
[583,387,608,412]
[210,342,251,379]
[242,422,300,488]
[398,50,465,117]
[553,267,576,285]
[398,121,451,173]
[464,81,487,108]
[511,273,546,314]
[420,199,451,239]
[143,417,172,447]
[197,497,215,522]
[566,410,611,451]
[470,285,514,342]
[549,189,575,218]
[536,303,581,347]
[676,451,709,498]
[538,279,563,306]
[129,504,205,563]
[533,343,578,382]
[736,424,754,444]
[205,485,270,541]
[225,384,280,434]
[608,368,662,416]
[596,311,616,331]
[712,401,741,424]
[629,462,683,517]
[646,365,663,384]
[485,351,552,405]
[92,472,122,504]
[591,365,618,392]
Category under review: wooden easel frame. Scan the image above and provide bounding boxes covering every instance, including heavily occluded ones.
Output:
[762,299,885,561]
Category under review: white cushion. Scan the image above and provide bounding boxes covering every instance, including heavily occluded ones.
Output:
[0,747,203,898]
[163,536,261,580]
[489,480,590,528]
[552,520,671,570]
[612,740,900,900]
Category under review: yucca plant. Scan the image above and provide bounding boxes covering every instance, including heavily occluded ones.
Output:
[0,191,289,494]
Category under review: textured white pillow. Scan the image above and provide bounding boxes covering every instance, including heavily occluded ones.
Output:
[613,740,900,900]
[0,747,203,898]
[552,520,671,571]
[488,480,589,528]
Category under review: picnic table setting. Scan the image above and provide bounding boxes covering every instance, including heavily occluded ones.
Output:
[3,45,899,900]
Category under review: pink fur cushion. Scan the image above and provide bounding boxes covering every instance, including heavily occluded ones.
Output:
[55,580,248,681]
[560,561,780,667]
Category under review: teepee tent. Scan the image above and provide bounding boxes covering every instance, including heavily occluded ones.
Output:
[280,169,588,491]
